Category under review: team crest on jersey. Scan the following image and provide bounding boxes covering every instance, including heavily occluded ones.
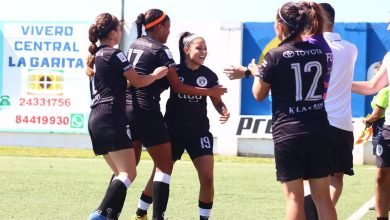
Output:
[164,49,173,59]
[376,144,383,156]
[116,52,127,62]
[196,76,208,87]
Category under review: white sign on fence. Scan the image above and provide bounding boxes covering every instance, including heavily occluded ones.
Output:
[0,22,91,133]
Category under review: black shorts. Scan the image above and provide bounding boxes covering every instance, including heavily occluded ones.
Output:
[88,103,132,156]
[171,132,214,161]
[372,118,385,155]
[274,133,333,182]
[376,125,390,168]
[329,126,354,175]
[127,109,170,147]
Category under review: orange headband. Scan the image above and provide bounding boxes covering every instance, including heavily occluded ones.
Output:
[144,13,167,30]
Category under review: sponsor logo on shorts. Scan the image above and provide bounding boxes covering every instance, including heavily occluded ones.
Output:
[376,144,383,156]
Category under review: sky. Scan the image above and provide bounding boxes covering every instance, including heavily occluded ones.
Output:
[1,0,389,23]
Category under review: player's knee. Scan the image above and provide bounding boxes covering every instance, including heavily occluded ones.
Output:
[376,169,390,185]
[120,170,136,182]
[311,191,331,205]
[200,173,214,188]
[129,171,137,182]
[288,193,305,205]
[331,174,344,189]
[154,159,173,174]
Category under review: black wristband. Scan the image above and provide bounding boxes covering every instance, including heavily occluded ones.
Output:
[244,68,251,78]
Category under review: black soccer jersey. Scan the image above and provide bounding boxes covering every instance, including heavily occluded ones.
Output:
[126,36,176,111]
[164,63,219,138]
[90,45,133,108]
[258,41,329,143]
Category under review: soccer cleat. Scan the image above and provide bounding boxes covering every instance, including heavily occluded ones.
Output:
[131,214,148,220]
[88,211,107,220]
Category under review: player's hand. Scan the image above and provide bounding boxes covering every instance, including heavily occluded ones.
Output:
[152,66,168,79]
[223,65,246,80]
[209,85,227,97]
[362,118,373,128]
[86,66,94,76]
[247,59,259,76]
[219,106,230,124]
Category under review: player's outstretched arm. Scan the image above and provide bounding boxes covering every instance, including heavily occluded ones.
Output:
[124,66,168,88]
[167,67,227,97]
[223,65,246,80]
[352,64,388,95]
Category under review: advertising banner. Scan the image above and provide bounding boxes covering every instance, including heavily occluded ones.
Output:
[0,21,90,133]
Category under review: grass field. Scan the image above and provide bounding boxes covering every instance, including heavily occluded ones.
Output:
[0,146,377,219]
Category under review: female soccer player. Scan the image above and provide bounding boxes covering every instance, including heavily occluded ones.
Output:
[126,9,227,220]
[163,32,229,220]
[250,2,337,219]
[86,13,167,220]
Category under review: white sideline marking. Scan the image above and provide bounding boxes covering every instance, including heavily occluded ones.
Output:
[346,196,375,220]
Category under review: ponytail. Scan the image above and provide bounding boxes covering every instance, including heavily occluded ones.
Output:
[86,23,99,77]
[135,9,169,37]
[135,13,145,38]
[298,1,324,35]
[86,13,120,77]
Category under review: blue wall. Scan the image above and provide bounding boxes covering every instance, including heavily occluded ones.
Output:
[241,22,390,117]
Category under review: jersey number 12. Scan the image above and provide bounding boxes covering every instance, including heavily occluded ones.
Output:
[291,61,322,101]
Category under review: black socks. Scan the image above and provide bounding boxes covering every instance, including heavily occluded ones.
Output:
[152,181,170,220]
[304,194,318,220]
[96,178,128,219]
[199,201,213,220]
[136,192,153,216]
